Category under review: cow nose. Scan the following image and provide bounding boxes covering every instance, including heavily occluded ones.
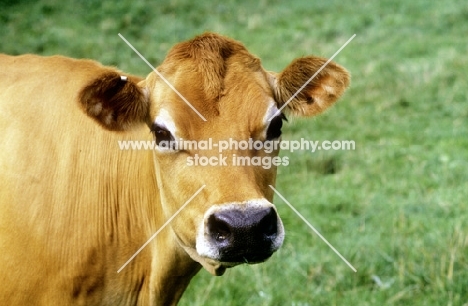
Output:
[206,207,279,263]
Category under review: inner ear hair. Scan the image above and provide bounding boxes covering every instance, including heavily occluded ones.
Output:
[275,56,350,117]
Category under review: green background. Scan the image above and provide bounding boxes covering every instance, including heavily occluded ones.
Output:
[1,0,467,304]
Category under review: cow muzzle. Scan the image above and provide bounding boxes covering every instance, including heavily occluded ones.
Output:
[196,199,285,268]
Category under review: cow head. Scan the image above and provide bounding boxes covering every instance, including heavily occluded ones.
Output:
[80,33,349,276]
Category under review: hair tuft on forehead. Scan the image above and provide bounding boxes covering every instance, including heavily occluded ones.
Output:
[164,33,252,103]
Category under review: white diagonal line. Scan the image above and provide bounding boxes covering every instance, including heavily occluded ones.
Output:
[269,185,357,272]
[117,185,206,273]
[118,33,207,122]
[269,34,356,121]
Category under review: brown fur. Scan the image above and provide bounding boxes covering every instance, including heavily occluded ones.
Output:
[0,33,349,305]
[163,33,258,104]
[275,56,350,116]
[80,72,149,131]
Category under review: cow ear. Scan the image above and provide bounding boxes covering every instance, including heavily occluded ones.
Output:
[273,56,350,117]
[79,72,150,131]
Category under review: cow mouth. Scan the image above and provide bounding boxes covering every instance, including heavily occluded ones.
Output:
[180,241,274,276]
[217,250,274,266]
[200,251,273,275]
[179,243,228,276]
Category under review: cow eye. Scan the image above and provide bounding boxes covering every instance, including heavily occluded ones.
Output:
[151,124,175,147]
[266,113,286,140]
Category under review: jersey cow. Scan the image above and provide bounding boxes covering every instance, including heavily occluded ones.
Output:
[0,33,349,305]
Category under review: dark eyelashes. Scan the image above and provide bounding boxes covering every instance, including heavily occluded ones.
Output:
[266,113,286,140]
[151,123,175,146]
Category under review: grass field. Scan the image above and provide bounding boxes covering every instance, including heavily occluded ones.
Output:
[1,0,467,305]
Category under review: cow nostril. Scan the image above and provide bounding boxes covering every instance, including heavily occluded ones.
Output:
[207,214,232,242]
[259,208,278,238]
